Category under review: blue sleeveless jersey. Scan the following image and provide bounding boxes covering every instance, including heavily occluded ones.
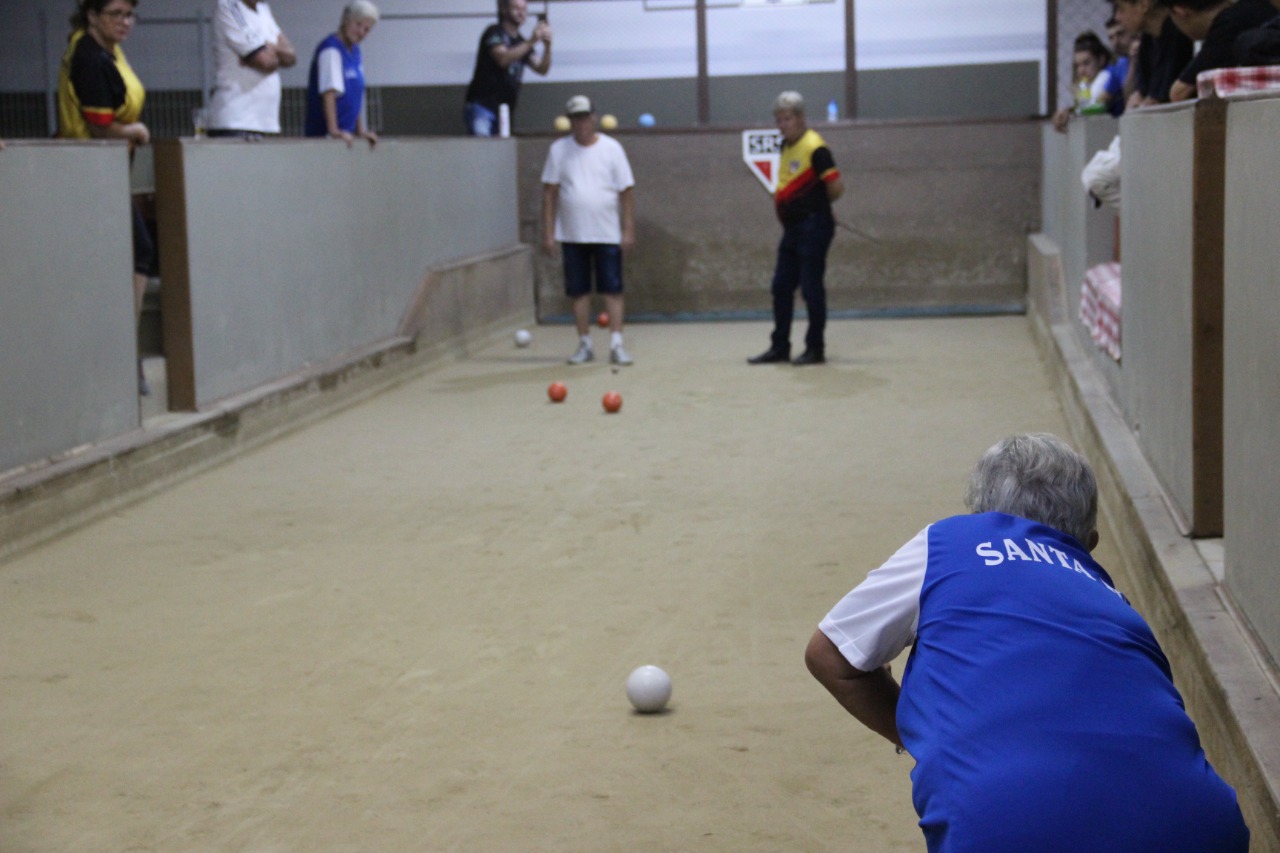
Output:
[304,34,364,137]
[898,513,1248,852]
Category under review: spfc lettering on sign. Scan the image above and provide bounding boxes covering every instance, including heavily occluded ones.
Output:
[742,129,783,193]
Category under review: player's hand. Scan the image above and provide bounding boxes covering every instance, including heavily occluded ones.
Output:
[542,234,557,257]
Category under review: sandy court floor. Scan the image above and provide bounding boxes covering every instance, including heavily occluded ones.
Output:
[0,317,1121,852]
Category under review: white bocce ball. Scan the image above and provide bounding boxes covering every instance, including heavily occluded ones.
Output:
[626,665,672,713]
[515,329,532,348]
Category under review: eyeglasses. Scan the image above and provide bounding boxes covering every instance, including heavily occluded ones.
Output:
[99,8,137,21]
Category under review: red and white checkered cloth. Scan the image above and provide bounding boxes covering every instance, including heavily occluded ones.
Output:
[1198,65,1280,98]
[1080,262,1122,361]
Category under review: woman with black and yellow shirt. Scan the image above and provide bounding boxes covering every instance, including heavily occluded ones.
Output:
[57,0,154,394]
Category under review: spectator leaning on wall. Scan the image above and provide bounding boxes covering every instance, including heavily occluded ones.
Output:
[1159,0,1280,101]
[1114,0,1195,108]
[1103,15,1136,115]
[304,1,380,147]
[56,0,154,395]
[1052,31,1114,132]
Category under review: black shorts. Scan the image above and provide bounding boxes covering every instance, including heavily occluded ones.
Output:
[562,243,622,297]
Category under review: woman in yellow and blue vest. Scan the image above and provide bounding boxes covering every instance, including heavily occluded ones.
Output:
[57,0,154,394]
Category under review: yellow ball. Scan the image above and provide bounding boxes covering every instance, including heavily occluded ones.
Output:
[600,114,618,130]
[554,115,570,132]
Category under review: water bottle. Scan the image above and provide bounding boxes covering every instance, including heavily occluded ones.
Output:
[827,99,839,123]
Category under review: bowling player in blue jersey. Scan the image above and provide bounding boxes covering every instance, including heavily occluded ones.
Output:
[806,433,1249,852]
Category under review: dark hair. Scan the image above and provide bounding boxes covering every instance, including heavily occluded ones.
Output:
[1154,0,1221,10]
[69,0,138,30]
[1073,30,1114,64]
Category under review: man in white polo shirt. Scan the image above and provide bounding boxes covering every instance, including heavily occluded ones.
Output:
[540,95,636,366]
[208,0,296,138]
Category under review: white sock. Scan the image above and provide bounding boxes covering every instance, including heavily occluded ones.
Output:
[581,334,593,349]
[610,331,623,349]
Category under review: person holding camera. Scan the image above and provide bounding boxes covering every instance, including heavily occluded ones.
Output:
[463,0,552,136]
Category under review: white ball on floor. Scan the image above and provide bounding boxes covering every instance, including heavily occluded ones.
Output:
[626,665,672,713]
[515,329,532,347]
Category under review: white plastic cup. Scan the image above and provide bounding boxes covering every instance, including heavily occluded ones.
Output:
[498,103,511,138]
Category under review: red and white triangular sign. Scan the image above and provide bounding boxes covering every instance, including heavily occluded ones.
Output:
[742,129,782,194]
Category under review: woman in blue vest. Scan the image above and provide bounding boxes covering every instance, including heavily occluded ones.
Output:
[305,1,379,147]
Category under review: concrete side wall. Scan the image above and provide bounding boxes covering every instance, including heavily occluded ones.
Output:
[1026,233,1280,853]
[1039,117,1122,398]
[0,141,141,474]
[155,137,521,410]
[334,63,1041,139]
[1119,104,1197,528]
[1223,97,1280,664]
[1,247,533,563]
[519,118,1041,322]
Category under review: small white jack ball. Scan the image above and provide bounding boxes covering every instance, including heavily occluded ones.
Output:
[626,665,672,713]
[515,329,532,347]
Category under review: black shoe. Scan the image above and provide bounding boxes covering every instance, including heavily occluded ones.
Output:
[748,348,790,365]
[792,349,825,366]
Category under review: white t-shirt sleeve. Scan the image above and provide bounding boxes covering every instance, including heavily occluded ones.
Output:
[540,139,562,185]
[216,0,268,59]
[613,142,635,191]
[316,46,345,95]
[1090,70,1111,103]
[818,526,929,671]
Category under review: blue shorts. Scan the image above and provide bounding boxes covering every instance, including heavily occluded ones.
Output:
[463,102,498,137]
[562,243,623,297]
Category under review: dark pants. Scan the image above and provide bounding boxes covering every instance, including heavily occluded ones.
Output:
[770,212,835,354]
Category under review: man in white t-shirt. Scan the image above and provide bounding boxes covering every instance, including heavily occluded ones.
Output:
[208,0,297,138]
[540,95,636,366]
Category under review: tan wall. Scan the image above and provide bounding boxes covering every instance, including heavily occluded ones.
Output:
[1119,101,1225,536]
[1031,92,1280,847]
[0,141,141,474]
[518,118,1041,323]
[155,137,524,411]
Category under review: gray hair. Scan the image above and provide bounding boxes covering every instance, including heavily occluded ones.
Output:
[964,433,1098,545]
[773,91,805,115]
[342,0,379,24]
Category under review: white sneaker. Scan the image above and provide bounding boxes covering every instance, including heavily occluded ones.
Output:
[610,345,633,366]
[567,343,594,365]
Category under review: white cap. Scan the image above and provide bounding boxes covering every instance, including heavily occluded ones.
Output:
[565,95,593,116]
